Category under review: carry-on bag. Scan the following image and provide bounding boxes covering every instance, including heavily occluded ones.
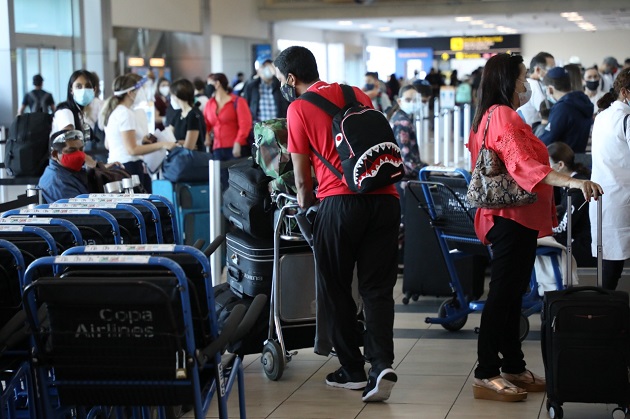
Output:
[222,159,274,239]
[542,194,630,419]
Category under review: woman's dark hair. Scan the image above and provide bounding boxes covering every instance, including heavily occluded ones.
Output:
[597,68,630,110]
[209,73,231,92]
[274,46,319,84]
[193,77,205,92]
[547,141,590,177]
[472,53,523,132]
[170,78,195,106]
[55,69,94,129]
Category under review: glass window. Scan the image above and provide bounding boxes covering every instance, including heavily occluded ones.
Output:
[366,46,396,86]
[14,0,74,36]
[277,40,328,82]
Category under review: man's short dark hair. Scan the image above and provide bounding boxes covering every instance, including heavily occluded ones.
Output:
[543,67,571,93]
[274,46,319,84]
[33,74,43,87]
[365,71,379,80]
[625,58,630,66]
[529,52,554,73]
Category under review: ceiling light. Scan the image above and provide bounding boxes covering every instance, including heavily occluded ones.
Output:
[567,16,583,22]
[455,16,473,22]
[561,12,579,18]
[470,20,485,25]
[359,24,373,29]
[378,27,390,32]
[338,20,353,26]
[394,29,407,34]
[482,23,496,28]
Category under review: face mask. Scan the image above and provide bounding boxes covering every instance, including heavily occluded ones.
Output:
[170,96,182,110]
[261,67,275,80]
[280,83,296,103]
[159,86,170,97]
[399,101,416,115]
[59,150,86,172]
[518,81,532,107]
[205,84,216,98]
[547,94,557,105]
[585,80,600,91]
[365,83,375,91]
[73,88,94,107]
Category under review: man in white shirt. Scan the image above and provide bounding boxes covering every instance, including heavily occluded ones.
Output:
[517,52,556,130]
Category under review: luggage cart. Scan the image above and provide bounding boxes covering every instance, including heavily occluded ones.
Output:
[261,194,318,381]
[415,166,563,340]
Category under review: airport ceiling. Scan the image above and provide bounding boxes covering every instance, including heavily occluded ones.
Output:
[271,1,630,39]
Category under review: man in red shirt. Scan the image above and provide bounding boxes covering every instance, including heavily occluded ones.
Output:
[274,46,399,402]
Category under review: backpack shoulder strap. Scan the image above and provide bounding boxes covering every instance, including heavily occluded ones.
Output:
[624,114,629,138]
[340,84,358,106]
[299,91,341,117]
[309,145,343,181]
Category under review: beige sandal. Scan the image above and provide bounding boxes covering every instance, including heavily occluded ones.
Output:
[473,376,527,402]
[502,370,546,392]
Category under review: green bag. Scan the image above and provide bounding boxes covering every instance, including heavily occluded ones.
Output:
[253,118,296,194]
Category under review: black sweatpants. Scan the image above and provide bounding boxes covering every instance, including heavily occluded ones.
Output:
[475,216,538,379]
[313,194,400,374]
[602,259,627,290]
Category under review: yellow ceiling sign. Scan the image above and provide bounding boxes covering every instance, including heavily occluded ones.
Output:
[451,37,464,51]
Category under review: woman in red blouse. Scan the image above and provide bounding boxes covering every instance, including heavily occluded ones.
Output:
[467,53,602,402]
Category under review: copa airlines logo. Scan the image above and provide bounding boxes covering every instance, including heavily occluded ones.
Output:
[74,308,155,338]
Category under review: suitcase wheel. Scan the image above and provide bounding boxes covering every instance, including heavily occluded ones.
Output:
[261,340,285,381]
[612,407,628,419]
[546,399,563,419]
[519,313,530,342]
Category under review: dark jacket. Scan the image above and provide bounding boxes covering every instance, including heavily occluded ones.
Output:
[38,159,89,203]
[552,172,596,267]
[242,77,289,121]
[539,91,593,153]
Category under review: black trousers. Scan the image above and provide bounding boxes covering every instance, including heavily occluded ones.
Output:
[123,160,151,193]
[475,216,538,379]
[602,259,627,290]
[313,194,400,374]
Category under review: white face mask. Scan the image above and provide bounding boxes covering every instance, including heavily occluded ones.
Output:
[159,86,170,97]
[399,101,417,115]
[170,96,182,110]
[261,66,275,81]
[518,80,533,107]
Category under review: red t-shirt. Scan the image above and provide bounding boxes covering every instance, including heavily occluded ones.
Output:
[203,94,252,150]
[466,105,557,244]
[287,81,398,199]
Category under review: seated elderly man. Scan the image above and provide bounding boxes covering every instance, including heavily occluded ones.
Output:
[38,129,90,203]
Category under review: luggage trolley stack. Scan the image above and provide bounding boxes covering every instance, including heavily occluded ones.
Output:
[260,194,318,381]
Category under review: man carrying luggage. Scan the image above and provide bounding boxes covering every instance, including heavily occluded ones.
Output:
[274,46,399,402]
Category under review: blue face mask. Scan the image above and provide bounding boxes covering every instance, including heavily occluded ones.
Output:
[280,83,296,103]
[73,88,95,107]
[365,83,375,91]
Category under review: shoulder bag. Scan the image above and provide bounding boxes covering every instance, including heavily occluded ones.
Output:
[466,106,538,208]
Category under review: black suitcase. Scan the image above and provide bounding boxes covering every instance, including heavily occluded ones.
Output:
[226,229,312,297]
[403,182,486,301]
[222,159,274,239]
[542,195,630,418]
[6,112,53,177]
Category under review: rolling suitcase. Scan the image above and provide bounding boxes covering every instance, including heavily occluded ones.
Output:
[225,229,311,297]
[542,194,630,419]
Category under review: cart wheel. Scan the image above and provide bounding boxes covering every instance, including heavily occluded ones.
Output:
[548,401,563,419]
[261,340,284,381]
[611,407,627,419]
[411,294,419,302]
[402,293,410,305]
[438,298,467,331]
[519,313,530,342]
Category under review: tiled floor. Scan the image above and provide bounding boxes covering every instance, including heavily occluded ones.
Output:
[200,272,630,419]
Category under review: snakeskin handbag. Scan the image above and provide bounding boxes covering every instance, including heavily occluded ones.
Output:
[467,106,537,209]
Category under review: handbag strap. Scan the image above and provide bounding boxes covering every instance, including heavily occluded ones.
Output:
[481,105,500,149]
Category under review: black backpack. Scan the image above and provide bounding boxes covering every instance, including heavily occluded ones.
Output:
[5,112,53,177]
[28,91,52,113]
[300,84,404,193]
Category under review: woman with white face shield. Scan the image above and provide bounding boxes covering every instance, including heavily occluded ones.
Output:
[101,73,177,192]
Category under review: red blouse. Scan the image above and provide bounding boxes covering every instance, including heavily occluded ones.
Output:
[203,94,253,150]
[466,105,557,245]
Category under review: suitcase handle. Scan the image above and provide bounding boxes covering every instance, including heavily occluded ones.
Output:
[561,286,613,296]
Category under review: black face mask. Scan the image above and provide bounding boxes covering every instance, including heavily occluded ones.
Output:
[585,80,600,91]
[205,84,216,98]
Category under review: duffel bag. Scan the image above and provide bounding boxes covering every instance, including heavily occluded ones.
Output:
[161,146,212,183]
